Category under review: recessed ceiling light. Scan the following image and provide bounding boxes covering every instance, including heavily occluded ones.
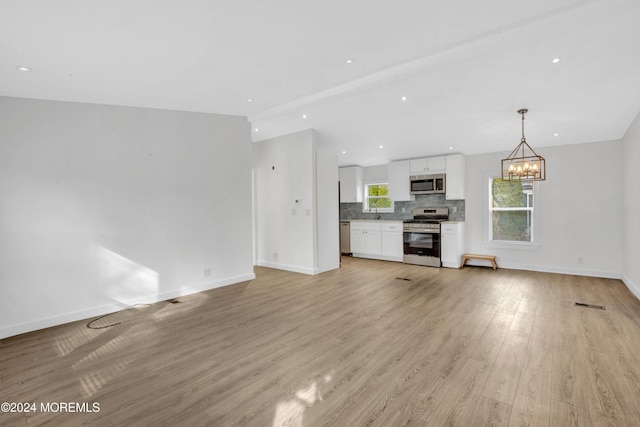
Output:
[254,128,259,132]
[342,150,347,154]
[302,114,308,119]
[345,59,353,64]
[379,145,384,149]
[247,98,253,102]
[449,146,454,150]
[17,66,31,72]
[553,133,559,136]
[552,58,560,64]
[401,96,408,101]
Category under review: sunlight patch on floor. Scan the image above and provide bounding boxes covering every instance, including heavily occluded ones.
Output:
[54,326,105,357]
[73,323,158,398]
[272,372,333,427]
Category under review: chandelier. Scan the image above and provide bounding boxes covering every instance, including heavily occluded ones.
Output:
[501,109,546,181]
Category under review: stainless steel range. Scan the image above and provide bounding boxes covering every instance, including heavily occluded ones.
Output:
[403,207,449,267]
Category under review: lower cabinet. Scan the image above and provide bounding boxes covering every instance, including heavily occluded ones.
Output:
[381,222,403,261]
[350,222,381,256]
[441,221,465,268]
[350,221,403,262]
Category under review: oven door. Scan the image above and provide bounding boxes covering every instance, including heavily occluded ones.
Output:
[403,230,441,267]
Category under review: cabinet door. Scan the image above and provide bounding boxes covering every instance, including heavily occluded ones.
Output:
[364,230,382,255]
[388,160,414,201]
[339,166,363,202]
[426,156,445,172]
[409,158,427,174]
[350,230,366,254]
[381,232,403,258]
[445,154,465,200]
[440,234,457,264]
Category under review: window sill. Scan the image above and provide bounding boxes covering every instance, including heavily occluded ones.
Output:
[485,240,540,251]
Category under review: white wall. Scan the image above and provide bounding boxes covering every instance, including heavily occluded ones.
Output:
[254,129,339,275]
[315,148,340,273]
[254,130,315,273]
[622,112,640,298]
[0,96,255,339]
[465,140,623,278]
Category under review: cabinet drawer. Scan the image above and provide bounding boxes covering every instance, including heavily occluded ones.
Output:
[381,222,403,232]
[441,224,457,234]
[351,221,382,231]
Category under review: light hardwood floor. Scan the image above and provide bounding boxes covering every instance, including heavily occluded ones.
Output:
[2,257,640,426]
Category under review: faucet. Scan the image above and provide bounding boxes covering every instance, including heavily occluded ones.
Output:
[369,204,381,220]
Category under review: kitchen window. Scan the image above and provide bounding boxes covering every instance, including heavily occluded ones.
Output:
[489,177,535,243]
[363,183,394,213]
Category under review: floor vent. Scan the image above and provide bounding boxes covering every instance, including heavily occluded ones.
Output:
[166,299,181,304]
[395,277,411,281]
[574,302,606,310]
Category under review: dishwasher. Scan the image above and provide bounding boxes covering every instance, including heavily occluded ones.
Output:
[340,221,352,256]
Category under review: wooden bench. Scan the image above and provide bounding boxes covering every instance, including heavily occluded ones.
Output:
[461,254,498,270]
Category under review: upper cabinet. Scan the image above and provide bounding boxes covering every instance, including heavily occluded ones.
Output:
[407,154,465,199]
[342,154,465,204]
[339,166,363,203]
[409,156,445,175]
[388,160,415,202]
[445,154,466,200]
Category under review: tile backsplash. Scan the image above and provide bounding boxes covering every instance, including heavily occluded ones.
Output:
[340,194,465,221]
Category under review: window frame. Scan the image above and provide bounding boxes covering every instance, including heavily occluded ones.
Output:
[362,182,394,213]
[486,176,540,250]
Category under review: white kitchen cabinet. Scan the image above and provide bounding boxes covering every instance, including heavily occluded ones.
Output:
[381,221,403,261]
[441,221,465,268]
[350,220,403,261]
[349,221,367,254]
[364,230,382,256]
[350,228,366,254]
[339,166,363,203]
[388,160,414,201]
[445,154,466,200]
[409,156,445,175]
[409,158,425,174]
[350,221,382,256]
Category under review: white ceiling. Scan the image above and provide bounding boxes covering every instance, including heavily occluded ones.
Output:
[2,0,639,166]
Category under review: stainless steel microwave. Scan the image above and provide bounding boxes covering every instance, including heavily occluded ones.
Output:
[410,174,446,195]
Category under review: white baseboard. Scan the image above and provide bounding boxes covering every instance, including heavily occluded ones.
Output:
[0,273,255,340]
[256,260,318,275]
[464,260,622,280]
[442,262,462,269]
[622,274,640,301]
